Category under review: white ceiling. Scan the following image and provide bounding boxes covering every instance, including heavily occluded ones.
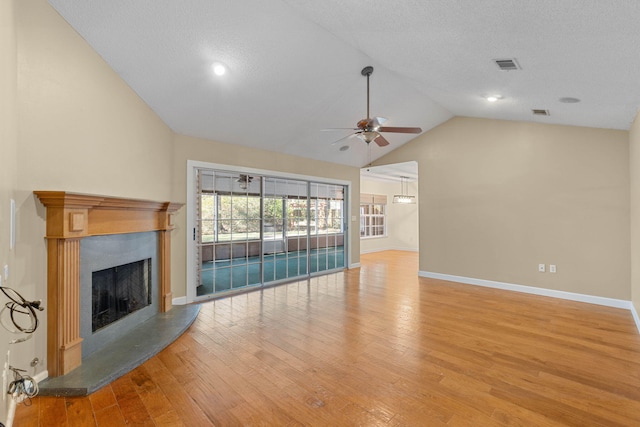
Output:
[49,0,640,169]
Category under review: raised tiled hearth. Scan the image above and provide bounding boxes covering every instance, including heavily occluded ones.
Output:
[38,303,199,396]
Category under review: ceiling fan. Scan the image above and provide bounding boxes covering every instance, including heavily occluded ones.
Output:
[327,66,422,147]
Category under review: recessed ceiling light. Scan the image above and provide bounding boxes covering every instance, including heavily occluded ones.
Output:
[212,62,227,76]
[486,95,502,102]
[339,145,350,152]
[559,97,580,103]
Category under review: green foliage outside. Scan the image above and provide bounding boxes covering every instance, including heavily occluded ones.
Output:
[200,194,342,243]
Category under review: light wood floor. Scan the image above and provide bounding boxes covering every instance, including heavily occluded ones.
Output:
[16,251,640,426]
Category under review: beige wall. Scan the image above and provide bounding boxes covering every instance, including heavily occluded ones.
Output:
[631,111,640,313]
[13,0,174,380]
[170,134,361,298]
[375,117,630,300]
[360,178,418,254]
[0,0,18,419]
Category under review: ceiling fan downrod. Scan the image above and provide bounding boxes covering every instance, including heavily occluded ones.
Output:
[361,66,373,120]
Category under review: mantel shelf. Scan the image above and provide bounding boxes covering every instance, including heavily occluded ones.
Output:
[35,191,183,238]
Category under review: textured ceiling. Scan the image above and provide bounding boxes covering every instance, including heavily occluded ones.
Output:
[49,0,640,168]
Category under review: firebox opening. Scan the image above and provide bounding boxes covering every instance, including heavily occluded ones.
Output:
[92,258,152,332]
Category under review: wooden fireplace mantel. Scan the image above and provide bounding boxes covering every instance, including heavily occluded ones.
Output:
[35,191,183,377]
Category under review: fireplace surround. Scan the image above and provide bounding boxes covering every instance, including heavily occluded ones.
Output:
[81,232,158,358]
[35,191,182,377]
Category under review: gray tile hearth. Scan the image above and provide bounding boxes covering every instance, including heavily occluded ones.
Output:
[38,303,200,396]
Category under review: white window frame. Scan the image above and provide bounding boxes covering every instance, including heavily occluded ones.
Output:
[360,201,387,239]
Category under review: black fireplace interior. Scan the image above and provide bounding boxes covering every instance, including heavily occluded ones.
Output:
[92,258,152,332]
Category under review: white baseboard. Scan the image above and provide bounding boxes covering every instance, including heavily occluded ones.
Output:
[360,247,418,255]
[631,304,640,333]
[360,248,387,254]
[172,296,187,306]
[34,370,48,384]
[393,247,419,252]
[349,263,361,269]
[419,271,639,333]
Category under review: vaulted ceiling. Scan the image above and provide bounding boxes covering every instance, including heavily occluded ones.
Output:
[49,0,640,168]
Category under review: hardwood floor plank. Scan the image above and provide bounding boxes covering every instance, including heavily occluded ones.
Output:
[11,397,40,427]
[16,251,640,426]
[490,383,629,427]
[110,374,155,426]
[93,403,126,427]
[130,366,183,424]
[88,385,117,413]
[151,409,187,427]
[158,348,242,426]
[38,395,67,426]
[65,397,95,427]
[140,355,214,427]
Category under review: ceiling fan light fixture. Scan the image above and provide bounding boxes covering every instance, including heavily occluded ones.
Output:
[360,131,379,143]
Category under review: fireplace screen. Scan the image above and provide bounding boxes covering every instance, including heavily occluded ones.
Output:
[92,258,152,332]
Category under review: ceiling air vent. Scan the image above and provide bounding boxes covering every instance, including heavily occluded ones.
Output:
[532,109,550,116]
[493,58,520,71]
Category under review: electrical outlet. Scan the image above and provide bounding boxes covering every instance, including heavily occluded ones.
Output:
[550,264,557,273]
[538,263,545,273]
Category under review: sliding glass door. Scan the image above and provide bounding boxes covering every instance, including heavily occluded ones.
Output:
[262,177,309,283]
[194,168,347,299]
[197,171,262,296]
[309,182,345,274]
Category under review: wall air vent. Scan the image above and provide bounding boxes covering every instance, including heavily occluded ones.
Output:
[532,109,550,116]
[493,58,520,71]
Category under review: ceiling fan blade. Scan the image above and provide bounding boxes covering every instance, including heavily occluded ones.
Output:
[321,128,359,131]
[378,126,422,134]
[330,133,358,145]
[374,134,390,147]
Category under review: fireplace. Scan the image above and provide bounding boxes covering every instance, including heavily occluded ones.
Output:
[35,191,183,377]
[80,232,159,358]
[92,259,152,332]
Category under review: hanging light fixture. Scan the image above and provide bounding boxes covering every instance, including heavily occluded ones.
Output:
[393,176,416,204]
